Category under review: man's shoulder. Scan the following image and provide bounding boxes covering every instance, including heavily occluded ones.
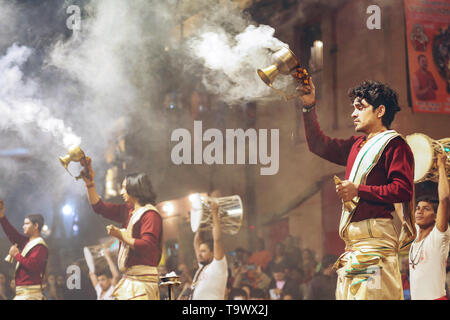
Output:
[385,135,413,154]
[431,224,450,238]
[210,257,228,269]
[141,208,162,221]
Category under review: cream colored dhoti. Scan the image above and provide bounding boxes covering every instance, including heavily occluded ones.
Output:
[14,285,46,300]
[112,265,160,300]
[334,218,404,300]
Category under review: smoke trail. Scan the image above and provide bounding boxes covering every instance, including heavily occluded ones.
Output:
[0,43,81,149]
[187,24,291,104]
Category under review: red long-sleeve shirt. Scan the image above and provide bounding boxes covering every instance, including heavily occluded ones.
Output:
[303,109,414,222]
[91,199,162,267]
[0,216,48,286]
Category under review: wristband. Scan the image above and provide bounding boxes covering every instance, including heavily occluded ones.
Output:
[302,101,316,113]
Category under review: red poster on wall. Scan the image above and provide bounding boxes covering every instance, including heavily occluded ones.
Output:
[404,0,450,114]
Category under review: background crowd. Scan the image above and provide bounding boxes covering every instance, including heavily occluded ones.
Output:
[1,234,449,300]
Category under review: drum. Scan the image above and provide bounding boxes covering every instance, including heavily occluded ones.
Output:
[405,133,450,183]
[83,239,120,273]
[190,194,243,235]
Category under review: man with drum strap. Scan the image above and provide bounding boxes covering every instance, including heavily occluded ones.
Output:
[297,78,416,299]
[81,158,163,300]
[0,199,48,300]
[87,247,121,300]
[190,201,228,300]
[409,153,449,300]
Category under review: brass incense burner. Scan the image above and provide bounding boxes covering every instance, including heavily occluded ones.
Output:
[59,146,91,181]
[257,47,311,101]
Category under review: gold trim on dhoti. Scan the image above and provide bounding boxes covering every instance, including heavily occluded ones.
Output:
[112,265,160,300]
[335,218,403,300]
[14,285,45,300]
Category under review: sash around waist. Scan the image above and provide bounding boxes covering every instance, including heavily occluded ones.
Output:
[123,265,159,283]
[15,285,42,294]
[343,218,399,244]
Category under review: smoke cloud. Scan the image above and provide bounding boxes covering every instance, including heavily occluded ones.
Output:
[0,0,293,234]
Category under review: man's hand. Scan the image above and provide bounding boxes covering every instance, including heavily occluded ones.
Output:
[9,244,19,257]
[336,180,359,201]
[437,152,447,170]
[104,247,111,257]
[0,198,5,218]
[294,75,316,106]
[81,157,95,185]
[106,225,124,241]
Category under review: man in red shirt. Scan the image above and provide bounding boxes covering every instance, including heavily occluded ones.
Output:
[0,199,48,300]
[413,55,438,101]
[80,158,163,300]
[296,78,415,299]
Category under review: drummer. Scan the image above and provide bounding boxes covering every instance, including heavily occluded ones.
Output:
[409,152,449,300]
[189,191,228,300]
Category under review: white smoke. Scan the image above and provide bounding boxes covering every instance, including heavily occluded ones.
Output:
[0,44,81,149]
[187,11,293,104]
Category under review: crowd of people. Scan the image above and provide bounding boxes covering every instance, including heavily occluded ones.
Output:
[166,236,340,300]
[1,231,449,300]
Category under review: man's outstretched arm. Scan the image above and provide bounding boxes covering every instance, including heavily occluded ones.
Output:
[436,153,449,232]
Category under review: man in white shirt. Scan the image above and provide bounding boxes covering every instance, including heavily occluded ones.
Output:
[409,153,449,300]
[88,248,120,300]
[190,200,228,300]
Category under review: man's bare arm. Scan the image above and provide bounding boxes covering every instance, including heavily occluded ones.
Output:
[436,153,449,232]
[211,201,224,260]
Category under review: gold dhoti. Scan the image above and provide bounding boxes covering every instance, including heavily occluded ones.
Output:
[334,218,403,300]
[14,285,46,300]
[112,265,160,300]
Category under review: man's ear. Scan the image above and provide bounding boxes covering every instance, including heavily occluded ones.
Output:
[377,105,386,118]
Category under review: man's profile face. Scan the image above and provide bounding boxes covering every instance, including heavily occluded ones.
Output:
[351,98,380,134]
[415,201,436,228]
[120,179,131,204]
[23,218,38,236]
[97,275,112,291]
[198,243,213,265]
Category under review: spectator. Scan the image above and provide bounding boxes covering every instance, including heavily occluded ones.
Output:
[268,264,300,300]
[228,288,248,300]
[306,254,338,300]
[56,274,67,300]
[302,248,318,284]
[283,235,303,269]
[266,243,289,275]
[241,284,251,299]
[250,287,267,300]
[234,247,251,267]
[0,272,13,300]
[43,273,63,300]
[286,266,306,299]
[247,238,273,271]
[175,263,193,300]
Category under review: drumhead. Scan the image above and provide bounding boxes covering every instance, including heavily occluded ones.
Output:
[406,133,433,182]
[189,193,203,232]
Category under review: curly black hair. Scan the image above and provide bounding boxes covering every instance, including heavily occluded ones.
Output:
[348,80,401,129]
